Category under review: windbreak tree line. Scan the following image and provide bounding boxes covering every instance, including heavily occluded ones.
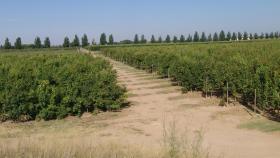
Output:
[130,31,279,44]
[2,37,51,49]
[0,50,125,121]
[1,34,93,49]
[1,31,279,49]
[102,40,280,116]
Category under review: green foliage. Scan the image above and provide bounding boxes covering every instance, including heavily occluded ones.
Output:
[270,32,275,39]
[226,32,231,41]
[275,32,279,39]
[4,38,12,49]
[193,31,200,42]
[232,32,237,40]
[158,36,163,43]
[34,37,42,48]
[186,34,192,42]
[0,50,125,121]
[151,35,156,43]
[172,36,178,43]
[200,32,206,42]
[219,30,225,41]
[165,35,171,43]
[265,33,269,39]
[260,33,264,39]
[102,41,280,115]
[238,32,242,40]
[81,34,89,47]
[109,34,114,45]
[243,32,248,40]
[134,34,139,44]
[179,35,185,43]
[14,37,22,49]
[72,35,80,47]
[44,37,51,48]
[63,37,70,48]
[254,33,259,39]
[100,33,107,45]
[140,35,147,44]
[207,34,212,42]
[213,33,219,41]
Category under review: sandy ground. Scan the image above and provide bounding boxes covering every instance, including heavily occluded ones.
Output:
[0,50,280,157]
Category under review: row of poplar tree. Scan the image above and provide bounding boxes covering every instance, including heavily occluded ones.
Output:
[1,31,279,49]
[131,31,280,44]
[1,34,91,49]
[1,37,51,49]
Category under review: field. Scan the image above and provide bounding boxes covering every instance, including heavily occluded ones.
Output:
[0,43,280,158]
[101,40,280,117]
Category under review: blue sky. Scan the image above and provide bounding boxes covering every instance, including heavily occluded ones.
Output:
[0,0,279,45]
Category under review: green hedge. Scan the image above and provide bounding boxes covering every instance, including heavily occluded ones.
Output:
[0,50,125,121]
[102,40,280,115]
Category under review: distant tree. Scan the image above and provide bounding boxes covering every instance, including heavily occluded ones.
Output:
[34,37,42,48]
[213,32,219,41]
[249,33,253,40]
[274,32,279,39]
[14,37,22,49]
[260,33,264,39]
[193,31,200,42]
[269,32,274,39]
[238,32,242,40]
[120,40,133,44]
[4,38,11,49]
[179,35,185,42]
[81,34,89,47]
[44,37,51,48]
[165,35,171,43]
[186,34,192,42]
[151,35,156,43]
[140,35,147,43]
[265,33,269,39]
[173,36,178,43]
[63,37,70,47]
[254,33,259,39]
[100,33,107,45]
[158,36,163,43]
[207,34,212,41]
[243,32,248,40]
[72,35,80,47]
[134,34,139,44]
[226,32,232,41]
[232,32,237,41]
[219,30,225,41]
[200,32,207,42]
[108,34,114,45]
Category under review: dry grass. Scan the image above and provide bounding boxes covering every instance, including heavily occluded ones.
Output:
[0,119,215,158]
[0,137,158,158]
[162,119,212,158]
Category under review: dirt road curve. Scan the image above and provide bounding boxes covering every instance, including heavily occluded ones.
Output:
[83,50,280,158]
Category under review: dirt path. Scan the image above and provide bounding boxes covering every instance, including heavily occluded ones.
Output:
[86,51,280,158]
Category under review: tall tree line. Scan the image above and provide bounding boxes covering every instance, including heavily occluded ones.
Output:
[1,31,280,49]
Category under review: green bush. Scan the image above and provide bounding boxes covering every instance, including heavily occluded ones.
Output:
[0,50,125,121]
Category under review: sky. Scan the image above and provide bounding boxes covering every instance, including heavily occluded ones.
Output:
[0,0,279,45]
